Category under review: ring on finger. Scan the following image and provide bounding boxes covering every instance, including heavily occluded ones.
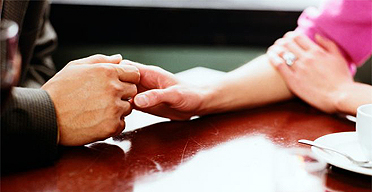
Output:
[282,51,297,66]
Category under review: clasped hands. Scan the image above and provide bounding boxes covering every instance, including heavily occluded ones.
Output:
[41,54,205,146]
[41,32,357,147]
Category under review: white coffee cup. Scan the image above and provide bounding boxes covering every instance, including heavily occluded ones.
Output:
[356,104,372,160]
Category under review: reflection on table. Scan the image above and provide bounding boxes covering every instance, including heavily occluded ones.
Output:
[1,68,371,192]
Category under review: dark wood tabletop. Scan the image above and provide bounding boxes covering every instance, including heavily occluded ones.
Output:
[1,100,371,192]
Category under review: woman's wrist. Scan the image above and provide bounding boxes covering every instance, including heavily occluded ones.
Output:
[196,83,224,116]
[332,81,363,116]
[332,86,349,114]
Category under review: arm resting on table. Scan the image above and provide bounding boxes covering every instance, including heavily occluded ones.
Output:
[198,55,294,115]
[1,88,58,171]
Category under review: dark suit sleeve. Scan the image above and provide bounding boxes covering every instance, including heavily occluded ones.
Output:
[1,87,58,171]
[19,1,58,88]
[1,1,59,171]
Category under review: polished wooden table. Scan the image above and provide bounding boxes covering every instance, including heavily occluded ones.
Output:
[1,69,371,192]
[2,100,371,191]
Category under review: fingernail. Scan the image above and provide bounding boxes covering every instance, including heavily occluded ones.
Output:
[120,59,131,65]
[135,95,149,107]
[111,54,122,60]
[315,33,326,41]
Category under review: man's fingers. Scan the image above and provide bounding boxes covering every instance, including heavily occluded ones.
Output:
[120,82,138,100]
[114,64,140,84]
[120,60,156,85]
[110,100,132,136]
[113,119,125,137]
[92,63,140,84]
[121,59,178,89]
[121,59,174,79]
[120,59,146,69]
[71,54,122,65]
[119,100,133,117]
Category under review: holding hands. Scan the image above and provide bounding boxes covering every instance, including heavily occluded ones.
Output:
[46,31,371,147]
[42,54,140,146]
[121,60,208,120]
[42,54,206,147]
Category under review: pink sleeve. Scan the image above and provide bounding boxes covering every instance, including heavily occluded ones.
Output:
[295,0,372,75]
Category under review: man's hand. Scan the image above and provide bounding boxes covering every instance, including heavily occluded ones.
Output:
[42,54,140,146]
[122,60,209,120]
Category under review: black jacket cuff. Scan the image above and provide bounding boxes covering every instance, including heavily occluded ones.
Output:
[1,87,58,170]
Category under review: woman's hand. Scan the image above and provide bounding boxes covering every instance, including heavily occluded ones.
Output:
[267,32,354,114]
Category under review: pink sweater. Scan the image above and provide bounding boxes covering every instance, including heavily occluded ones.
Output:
[295,0,372,74]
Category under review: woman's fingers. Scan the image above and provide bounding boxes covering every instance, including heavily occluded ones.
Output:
[266,49,284,67]
[292,33,313,51]
[267,48,295,83]
[315,34,342,55]
[274,37,304,57]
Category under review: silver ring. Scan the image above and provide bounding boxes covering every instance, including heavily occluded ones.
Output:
[283,52,297,66]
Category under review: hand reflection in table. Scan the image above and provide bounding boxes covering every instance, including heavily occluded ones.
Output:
[57,143,128,191]
[56,102,329,192]
[2,101,369,192]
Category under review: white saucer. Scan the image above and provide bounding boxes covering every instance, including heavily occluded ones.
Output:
[312,132,372,176]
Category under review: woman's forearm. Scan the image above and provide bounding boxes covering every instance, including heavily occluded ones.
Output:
[198,55,293,115]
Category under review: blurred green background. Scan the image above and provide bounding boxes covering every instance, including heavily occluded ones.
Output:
[53,45,266,73]
[50,5,371,84]
[54,44,371,84]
